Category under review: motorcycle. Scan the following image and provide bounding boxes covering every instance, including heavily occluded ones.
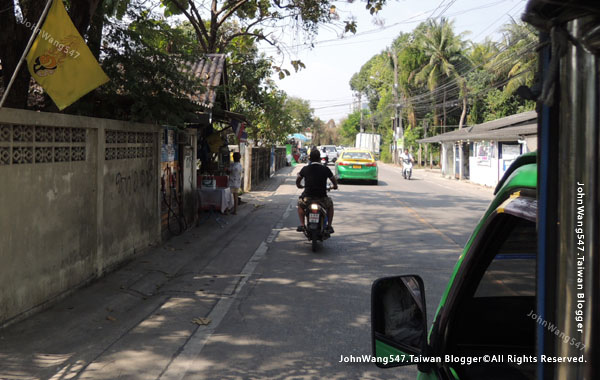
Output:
[300,184,333,252]
[320,151,328,165]
[402,158,413,180]
[299,152,308,163]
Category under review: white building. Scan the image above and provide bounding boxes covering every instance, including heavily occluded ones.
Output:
[418,111,537,187]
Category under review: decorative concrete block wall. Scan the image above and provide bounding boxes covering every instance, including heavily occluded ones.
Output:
[0,108,161,326]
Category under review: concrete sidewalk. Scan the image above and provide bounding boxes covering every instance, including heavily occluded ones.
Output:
[0,166,301,380]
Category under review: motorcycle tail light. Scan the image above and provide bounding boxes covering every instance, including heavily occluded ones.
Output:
[310,204,319,211]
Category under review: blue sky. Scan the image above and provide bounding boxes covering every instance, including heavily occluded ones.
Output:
[259,0,528,124]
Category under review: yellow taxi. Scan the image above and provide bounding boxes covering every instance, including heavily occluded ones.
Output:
[335,149,378,185]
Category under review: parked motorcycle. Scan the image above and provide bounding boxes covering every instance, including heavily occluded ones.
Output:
[402,158,413,180]
[300,185,333,252]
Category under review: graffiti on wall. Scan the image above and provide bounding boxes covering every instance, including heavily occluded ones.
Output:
[115,160,154,195]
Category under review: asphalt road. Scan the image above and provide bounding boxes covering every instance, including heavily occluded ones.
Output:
[177,164,494,380]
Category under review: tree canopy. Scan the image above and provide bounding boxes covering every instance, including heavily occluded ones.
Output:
[0,0,390,146]
[348,17,537,158]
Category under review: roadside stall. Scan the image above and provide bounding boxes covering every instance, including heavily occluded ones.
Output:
[196,124,233,214]
[184,54,249,220]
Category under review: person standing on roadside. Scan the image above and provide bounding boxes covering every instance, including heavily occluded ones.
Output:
[228,152,243,214]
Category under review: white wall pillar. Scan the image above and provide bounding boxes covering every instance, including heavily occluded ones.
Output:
[459,141,464,180]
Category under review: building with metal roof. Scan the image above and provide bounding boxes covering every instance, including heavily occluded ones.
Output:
[417,110,537,187]
[186,54,228,110]
[183,54,246,128]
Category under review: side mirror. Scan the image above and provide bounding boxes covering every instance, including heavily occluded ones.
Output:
[371,275,428,368]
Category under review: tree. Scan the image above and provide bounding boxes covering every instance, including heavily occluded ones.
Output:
[350,53,392,113]
[321,119,339,145]
[489,20,537,95]
[390,33,427,128]
[251,89,295,144]
[466,31,536,124]
[311,118,326,146]
[345,16,537,147]
[413,18,469,129]
[284,97,314,132]
[339,109,366,145]
[159,0,375,77]
[68,4,205,125]
[159,0,396,79]
[466,39,499,125]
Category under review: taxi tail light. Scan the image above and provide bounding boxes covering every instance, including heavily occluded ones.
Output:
[338,161,350,166]
[365,162,377,167]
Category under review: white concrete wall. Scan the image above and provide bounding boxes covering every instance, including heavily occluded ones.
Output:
[0,108,161,326]
[469,157,500,187]
[442,142,454,178]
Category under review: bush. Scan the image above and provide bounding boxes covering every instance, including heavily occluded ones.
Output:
[380,144,393,163]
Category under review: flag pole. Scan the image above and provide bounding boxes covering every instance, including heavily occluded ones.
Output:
[0,0,54,110]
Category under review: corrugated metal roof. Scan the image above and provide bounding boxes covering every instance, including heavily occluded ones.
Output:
[418,111,537,143]
[185,54,227,109]
[460,123,537,141]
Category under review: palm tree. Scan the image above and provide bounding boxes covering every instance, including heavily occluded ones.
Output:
[469,38,499,67]
[488,20,538,95]
[466,39,499,124]
[413,18,469,129]
[391,33,424,130]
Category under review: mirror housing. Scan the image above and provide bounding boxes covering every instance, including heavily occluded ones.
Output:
[371,275,428,368]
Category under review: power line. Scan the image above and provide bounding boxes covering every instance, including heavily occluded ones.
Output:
[308,38,538,116]
[471,1,525,42]
[259,0,511,54]
[428,0,451,20]
[400,39,538,106]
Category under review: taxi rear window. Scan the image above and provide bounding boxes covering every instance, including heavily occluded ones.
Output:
[342,152,372,160]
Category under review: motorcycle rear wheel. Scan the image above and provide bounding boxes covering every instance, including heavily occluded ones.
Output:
[312,238,318,252]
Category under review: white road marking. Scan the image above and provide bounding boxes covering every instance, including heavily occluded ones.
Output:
[158,198,296,380]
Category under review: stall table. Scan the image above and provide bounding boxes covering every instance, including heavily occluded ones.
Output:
[198,187,234,214]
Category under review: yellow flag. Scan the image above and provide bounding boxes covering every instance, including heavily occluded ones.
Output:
[26,0,109,110]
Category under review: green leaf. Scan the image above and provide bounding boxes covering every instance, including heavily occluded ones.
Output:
[344,21,357,34]
[290,60,306,72]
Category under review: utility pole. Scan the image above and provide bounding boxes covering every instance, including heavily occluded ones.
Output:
[390,47,402,164]
[423,120,429,167]
[358,93,364,133]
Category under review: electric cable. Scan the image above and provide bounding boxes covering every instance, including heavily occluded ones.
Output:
[310,43,537,114]
[307,34,539,116]
[258,0,515,54]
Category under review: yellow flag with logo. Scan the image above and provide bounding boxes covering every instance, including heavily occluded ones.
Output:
[26,0,109,110]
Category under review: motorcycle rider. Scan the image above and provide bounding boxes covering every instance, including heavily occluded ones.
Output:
[400,149,414,178]
[296,149,338,233]
[320,146,328,164]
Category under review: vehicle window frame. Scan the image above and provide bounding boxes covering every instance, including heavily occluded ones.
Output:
[430,192,537,358]
[341,152,372,160]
